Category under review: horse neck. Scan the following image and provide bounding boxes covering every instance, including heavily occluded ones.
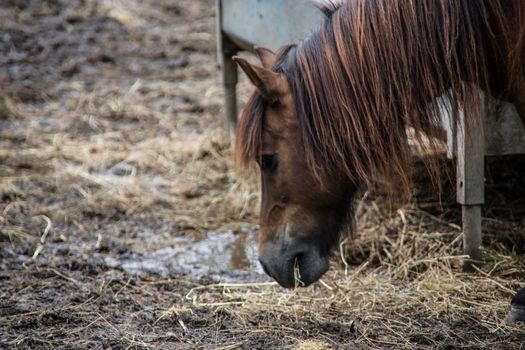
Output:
[286,0,523,194]
[378,0,522,135]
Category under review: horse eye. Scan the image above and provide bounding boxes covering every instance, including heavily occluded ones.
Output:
[257,154,278,172]
[268,98,281,108]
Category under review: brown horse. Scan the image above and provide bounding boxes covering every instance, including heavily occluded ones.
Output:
[233,0,525,321]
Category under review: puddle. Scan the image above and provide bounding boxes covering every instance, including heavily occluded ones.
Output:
[102,231,269,282]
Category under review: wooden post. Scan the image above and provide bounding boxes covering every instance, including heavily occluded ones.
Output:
[216,0,238,139]
[222,53,238,138]
[456,91,485,270]
[461,205,482,262]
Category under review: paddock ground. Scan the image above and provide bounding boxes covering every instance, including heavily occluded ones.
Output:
[1,1,525,349]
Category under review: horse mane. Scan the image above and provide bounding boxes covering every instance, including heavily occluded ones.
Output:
[236,0,524,197]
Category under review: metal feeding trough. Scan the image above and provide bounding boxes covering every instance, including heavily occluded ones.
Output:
[216,0,525,265]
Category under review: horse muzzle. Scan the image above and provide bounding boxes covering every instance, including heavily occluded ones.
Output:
[258,239,329,288]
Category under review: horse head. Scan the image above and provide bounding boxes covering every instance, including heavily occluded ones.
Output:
[233,48,355,288]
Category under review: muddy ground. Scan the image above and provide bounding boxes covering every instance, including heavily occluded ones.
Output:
[0,1,524,349]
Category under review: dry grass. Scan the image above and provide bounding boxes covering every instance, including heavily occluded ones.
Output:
[173,190,525,349]
[0,0,524,349]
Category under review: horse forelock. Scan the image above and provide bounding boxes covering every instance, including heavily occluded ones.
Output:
[235,91,264,171]
[234,45,297,171]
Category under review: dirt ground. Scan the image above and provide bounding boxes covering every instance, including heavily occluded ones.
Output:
[0,1,525,349]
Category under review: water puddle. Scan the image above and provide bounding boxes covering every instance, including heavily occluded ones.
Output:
[103,231,269,282]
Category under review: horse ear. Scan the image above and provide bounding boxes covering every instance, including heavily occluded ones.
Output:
[311,0,342,17]
[232,56,285,98]
[254,46,277,68]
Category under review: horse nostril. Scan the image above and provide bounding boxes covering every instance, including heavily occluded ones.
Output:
[259,259,271,276]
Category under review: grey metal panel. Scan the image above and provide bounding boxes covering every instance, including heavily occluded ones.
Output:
[440,96,525,157]
[221,0,324,52]
[485,102,525,156]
